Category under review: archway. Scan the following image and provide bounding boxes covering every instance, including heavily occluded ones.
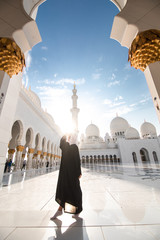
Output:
[153,151,158,164]
[8,120,24,170]
[132,152,138,164]
[140,148,150,163]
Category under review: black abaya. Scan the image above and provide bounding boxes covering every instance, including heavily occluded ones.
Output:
[55,139,82,214]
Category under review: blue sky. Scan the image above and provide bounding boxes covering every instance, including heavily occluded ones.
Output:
[23,0,160,137]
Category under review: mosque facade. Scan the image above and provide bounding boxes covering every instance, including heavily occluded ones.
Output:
[6,85,62,172]
[79,118,160,166]
[70,85,160,166]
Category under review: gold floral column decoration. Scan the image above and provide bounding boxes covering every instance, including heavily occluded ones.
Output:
[0,38,25,78]
[128,29,160,71]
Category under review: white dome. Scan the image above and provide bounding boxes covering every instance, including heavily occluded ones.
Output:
[86,124,100,138]
[45,112,55,124]
[29,88,41,108]
[125,127,140,139]
[110,116,129,137]
[140,121,157,138]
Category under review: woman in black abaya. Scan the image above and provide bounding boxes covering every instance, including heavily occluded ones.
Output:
[50,135,82,219]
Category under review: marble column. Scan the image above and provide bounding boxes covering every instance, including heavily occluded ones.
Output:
[43,152,47,167]
[36,150,41,168]
[47,153,51,167]
[8,149,15,162]
[26,148,34,170]
[14,145,24,171]
[50,154,54,166]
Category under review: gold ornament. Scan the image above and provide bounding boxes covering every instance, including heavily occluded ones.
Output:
[8,149,15,154]
[0,38,25,77]
[28,148,34,154]
[16,145,24,152]
[128,29,160,71]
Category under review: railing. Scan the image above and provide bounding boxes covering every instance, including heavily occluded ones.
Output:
[2,165,60,187]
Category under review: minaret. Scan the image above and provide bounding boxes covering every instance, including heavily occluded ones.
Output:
[70,82,80,134]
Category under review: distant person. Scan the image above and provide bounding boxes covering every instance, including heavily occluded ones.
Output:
[21,159,26,171]
[46,161,49,168]
[8,159,12,172]
[50,134,82,220]
[4,159,9,173]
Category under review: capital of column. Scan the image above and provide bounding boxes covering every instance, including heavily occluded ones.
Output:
[8,149,15,154]
[37,150,41,155]
[0,38,25,78]
[22,154,25,158]
[28,148,34,154]
[16,145,24,152]
[51,154,54,158]
[43,152,47,156]
[47,153,51,157]
[128,29,160,72]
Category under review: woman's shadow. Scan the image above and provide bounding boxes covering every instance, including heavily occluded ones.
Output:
[49,217,89,240]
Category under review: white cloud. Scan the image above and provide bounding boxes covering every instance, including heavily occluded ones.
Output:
[36,86,73,133]
[41,46,48,50]
[42,57,47,61]
[98,56,103,62]
[55,78,85,86]
[107,80,120,88]
[54,73,58,78]
[103,99,112,105]
[25,51,32,70]
[123,74,130,82]
[96,68,103,72]
[112,101,126,107]
[103,98,125,108]
[92,73,101,80]
[22,51,32,87]
[115,95,123,101]
[44,79,55,84]
[111,73,116,80]
[139,97,151,104]
[130,103,137,107]
[103,105,134,119]
[124,62,131,70]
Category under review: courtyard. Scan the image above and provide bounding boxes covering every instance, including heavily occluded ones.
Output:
[0,163,160,240]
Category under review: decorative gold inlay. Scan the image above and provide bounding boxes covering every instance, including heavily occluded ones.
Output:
[8,149,15,154]
[128,29,160,71]
[0,38,25,77]
[16,145,24,152]
[37,150,41,155]
[28,148,34,154]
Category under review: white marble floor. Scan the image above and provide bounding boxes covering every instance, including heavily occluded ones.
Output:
[0,163,160,240]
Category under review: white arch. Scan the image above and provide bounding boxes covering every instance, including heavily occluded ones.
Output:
[25,127,34,147]
[10,120,24,145]
[42,137,47,152]
[110,0,127,11]
[34,133,41,151]
[47,140,51,153]
[23,0,46,19]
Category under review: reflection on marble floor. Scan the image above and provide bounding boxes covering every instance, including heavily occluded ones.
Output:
[0,163,160,240]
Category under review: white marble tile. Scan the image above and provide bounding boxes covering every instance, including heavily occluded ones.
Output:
[0,165,160,240]
[4,226,104,240]
[102,226,156,240]
[0,227,15,240]
[147,225,160,240]
[0,211,49,227]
